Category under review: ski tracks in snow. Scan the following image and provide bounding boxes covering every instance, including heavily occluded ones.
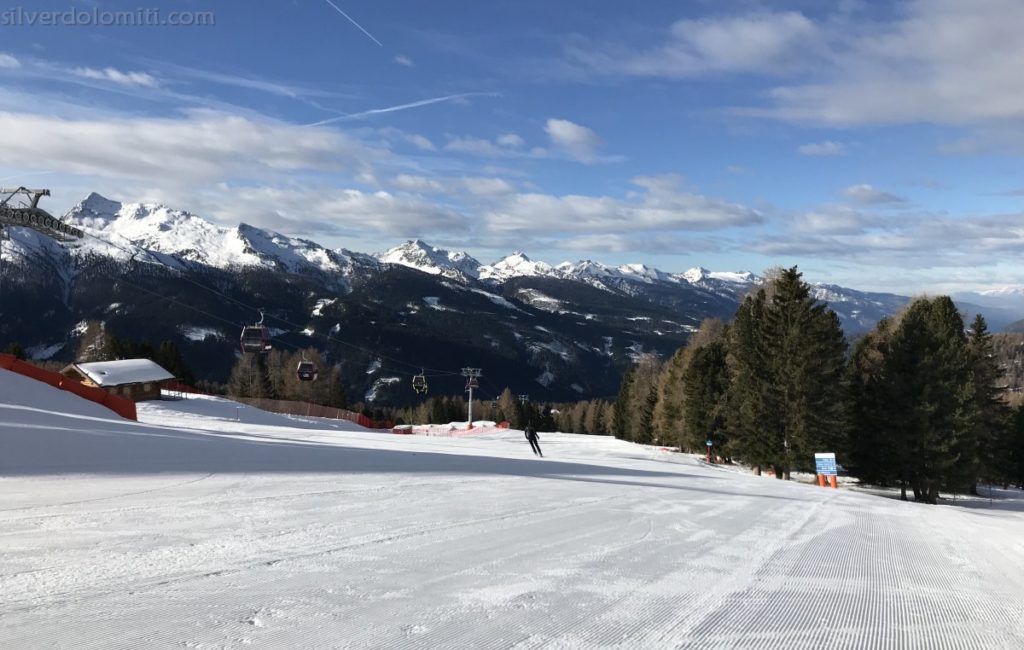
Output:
[2,445,1023,648]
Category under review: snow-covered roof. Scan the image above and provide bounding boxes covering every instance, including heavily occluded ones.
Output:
[69,359,175,386]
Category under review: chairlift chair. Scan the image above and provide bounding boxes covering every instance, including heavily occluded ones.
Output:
[465,377,479,392]
[296,353,319,382]
[240,311,272,354]
[412,371,428,394]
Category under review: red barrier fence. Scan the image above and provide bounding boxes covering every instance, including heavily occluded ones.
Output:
[0,353,137,421]
[400,422,511,437]
[233,397,393,429]
[163,381,393,430]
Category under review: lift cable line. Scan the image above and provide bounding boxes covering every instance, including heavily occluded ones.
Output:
[67,222,466,379]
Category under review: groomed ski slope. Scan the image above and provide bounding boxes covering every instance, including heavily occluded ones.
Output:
[2,369,1023,649]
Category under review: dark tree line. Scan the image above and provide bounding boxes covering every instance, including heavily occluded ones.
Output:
[385,387,557,429]
[67,323,196,385]
[227,348,347,408]
[596,267,1024,502]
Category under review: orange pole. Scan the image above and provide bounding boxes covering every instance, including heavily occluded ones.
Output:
[829,475,838,489]
[817,474,826,487]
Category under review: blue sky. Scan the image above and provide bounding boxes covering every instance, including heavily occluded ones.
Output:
[1,0,1023,293]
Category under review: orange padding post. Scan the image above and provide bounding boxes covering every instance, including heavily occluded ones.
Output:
[817,474,826,487]
[829,475,838,489]
[0,353,137,421]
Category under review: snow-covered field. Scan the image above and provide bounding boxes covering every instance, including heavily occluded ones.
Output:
[2,369,1023,649]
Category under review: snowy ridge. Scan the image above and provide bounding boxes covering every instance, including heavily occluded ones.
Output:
[376,239,481,280]
[40,193,763,299]
[478,251,558,282]
[12,191,999,337]
[61,193,375,282]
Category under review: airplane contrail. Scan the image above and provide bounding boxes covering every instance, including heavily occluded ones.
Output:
[306,92,500,126]
[322,0,383,47]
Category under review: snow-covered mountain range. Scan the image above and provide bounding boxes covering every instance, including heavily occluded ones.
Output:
[3,192,1022,402]
[31,192,377,284]
[7,193,1023,331]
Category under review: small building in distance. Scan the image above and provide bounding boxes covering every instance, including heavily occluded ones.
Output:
[60,359,175,402]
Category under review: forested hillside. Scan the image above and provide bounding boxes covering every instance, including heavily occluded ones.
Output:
[559,267,1024,502]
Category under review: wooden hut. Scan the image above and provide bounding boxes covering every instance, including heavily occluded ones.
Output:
[61,359,174,402]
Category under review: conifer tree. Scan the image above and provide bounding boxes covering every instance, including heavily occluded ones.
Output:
[496,388,520,427]
[1010,404,1024,488]
[682,339,731,455]
[155,340,194,385]
[847,318,903,486]
[726,290,775,473]
[612,367,635,441]
[3,341,25,360]
[651,346,688,448]
[873,297,973,502]
[966,314,1011,489]
[583,399,603,434]
[600,401,616,435]
[758,267,849,478]
[227,353,273,398]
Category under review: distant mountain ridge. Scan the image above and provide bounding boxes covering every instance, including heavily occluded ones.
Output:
[2,192,1021,404]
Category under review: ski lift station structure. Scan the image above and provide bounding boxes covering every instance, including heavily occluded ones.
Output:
[1,188,84,302]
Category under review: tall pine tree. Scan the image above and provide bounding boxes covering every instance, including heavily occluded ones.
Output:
[682,339,731,455]
[966,314,1011,489]
[726,289,775,474]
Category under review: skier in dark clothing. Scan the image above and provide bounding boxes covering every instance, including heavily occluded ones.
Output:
[524,423,542,456]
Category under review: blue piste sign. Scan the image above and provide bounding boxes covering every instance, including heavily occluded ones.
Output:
[814,452,837,476]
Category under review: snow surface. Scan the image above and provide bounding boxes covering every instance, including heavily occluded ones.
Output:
[24,342,64,360]
[2,368,1024,649]
[69,358,175,386]
[180,325,222,342]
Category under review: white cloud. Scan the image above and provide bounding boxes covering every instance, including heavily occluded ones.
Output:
[749,205,1024,272]
[790,205,886,235]
[566,11,820,78]
[462,177,514,196]
[558,233,719,254]
[72,67,158,88]
[565,1,1024,127]
[377,128,436,151]
[391,174,444,193]
[0,110,377,182]
[206,185,466,238]
[445,136,508,157]
[841,184,906,205]
[798,140,845,156]
[761,0,1024,125]
[394,55,414,67]
[407,134,435,151]
[485,174,763,235]
[496,133,524,148]
[0,53,20,69]
[545,118,603,163]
